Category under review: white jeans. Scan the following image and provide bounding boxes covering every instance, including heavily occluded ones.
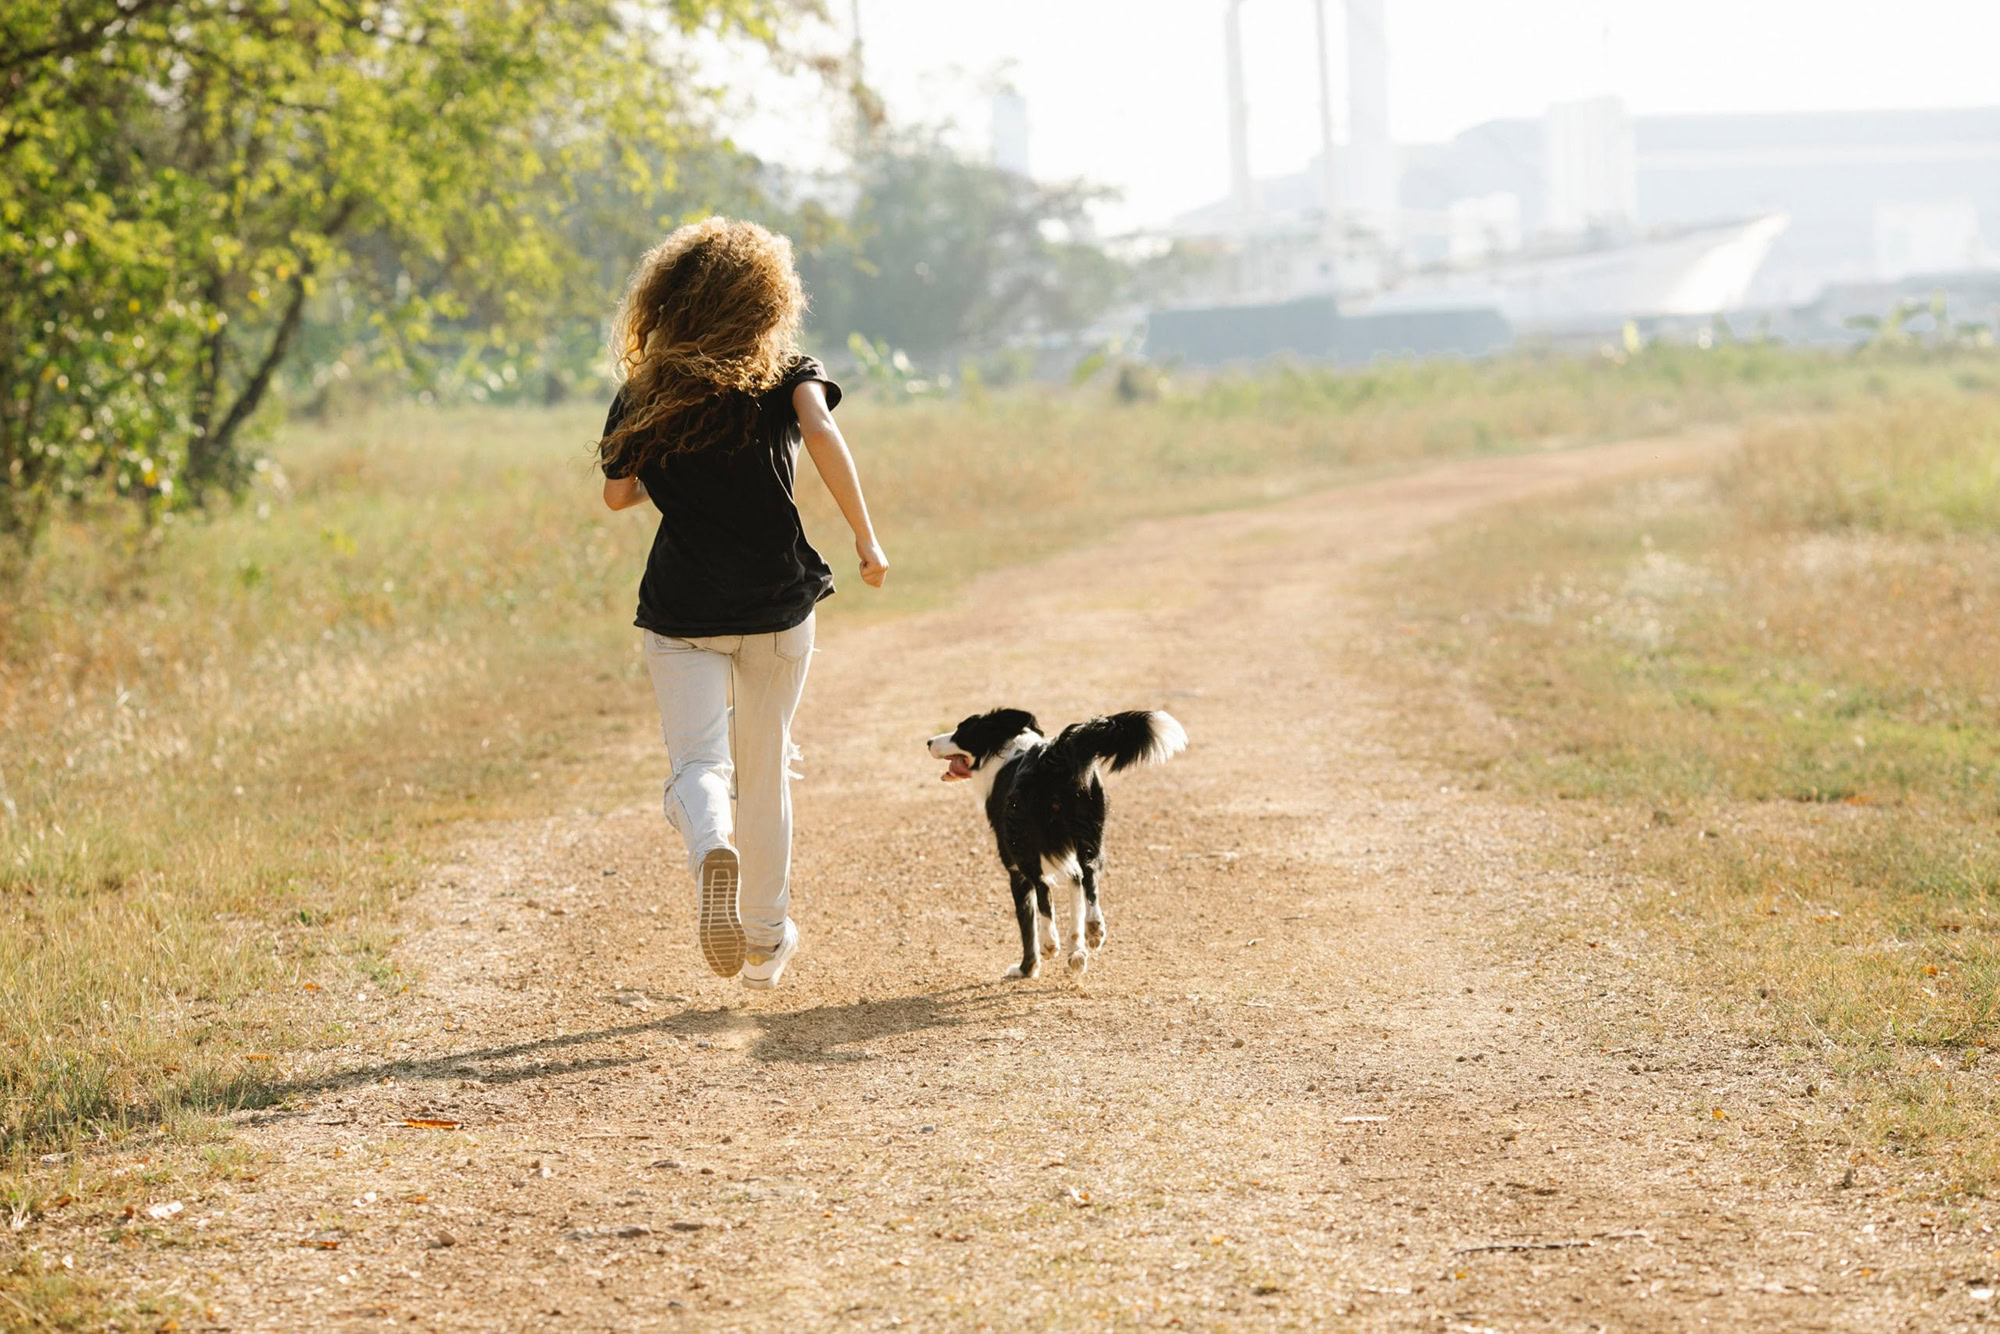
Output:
[641,616,815,949]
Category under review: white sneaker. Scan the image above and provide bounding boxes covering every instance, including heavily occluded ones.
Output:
[696,847,746,978]
[739,920,799,990]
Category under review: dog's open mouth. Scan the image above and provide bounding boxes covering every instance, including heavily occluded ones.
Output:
[942,754,973,782]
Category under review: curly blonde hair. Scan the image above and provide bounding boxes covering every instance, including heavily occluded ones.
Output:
[597,217,806,474]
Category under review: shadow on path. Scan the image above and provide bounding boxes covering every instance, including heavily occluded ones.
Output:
[237,983,1032,1127]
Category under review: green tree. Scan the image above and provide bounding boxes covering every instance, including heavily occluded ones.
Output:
[1,0,804,581]
[798,133,1127,364]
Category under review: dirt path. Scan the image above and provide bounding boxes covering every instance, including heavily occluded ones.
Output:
[77,433,1998,1331]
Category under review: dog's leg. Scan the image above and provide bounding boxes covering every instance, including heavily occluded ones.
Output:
[1034,880,1060,961]
[1063,857,1089,976]
[1003,871,1040,980]
[1081,852,1106,951]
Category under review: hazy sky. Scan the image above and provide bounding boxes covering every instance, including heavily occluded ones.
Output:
[726,0,2000,232]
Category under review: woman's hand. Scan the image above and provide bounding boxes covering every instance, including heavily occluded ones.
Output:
[857,537,889,588]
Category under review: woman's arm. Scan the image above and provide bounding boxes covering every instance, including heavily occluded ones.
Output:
[598,388,646,511]
[796,380,888,588]
[603,475,648,511]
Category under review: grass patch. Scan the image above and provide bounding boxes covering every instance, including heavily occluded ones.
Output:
[1390,350,2000,1192]
[0,1256,158,1334]
[0,345,1892,1177]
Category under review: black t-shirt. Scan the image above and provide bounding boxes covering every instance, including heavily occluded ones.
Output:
[602,355,841,638]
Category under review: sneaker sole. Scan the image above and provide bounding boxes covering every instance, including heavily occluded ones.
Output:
[697,848,746,977]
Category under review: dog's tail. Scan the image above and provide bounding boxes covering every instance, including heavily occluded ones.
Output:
[1047,710,1187,784]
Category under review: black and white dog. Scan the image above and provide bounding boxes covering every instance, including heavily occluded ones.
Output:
[927,708,1186,979]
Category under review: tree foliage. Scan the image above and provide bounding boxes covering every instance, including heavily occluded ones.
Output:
[0,0,800,578]
[797,133,1128,365]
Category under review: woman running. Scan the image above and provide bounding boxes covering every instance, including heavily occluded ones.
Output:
[598,217,887,990]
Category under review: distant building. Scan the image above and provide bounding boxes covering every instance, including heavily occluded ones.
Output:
[1447,193,1522,264]
[1399,106,2000,305]
[1166,3,1998,350]
[991,89,1030,177]
[1543,97,1637,234]
[1340,0,1398,242]
[1872,200,1988,283]
[1167,92,1791,334]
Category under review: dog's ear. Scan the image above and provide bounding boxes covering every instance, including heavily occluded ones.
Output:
[988,707,1039,739]
[955,708,1036,755]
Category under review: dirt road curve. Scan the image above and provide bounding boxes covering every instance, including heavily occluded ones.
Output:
[96,434,1997,1330]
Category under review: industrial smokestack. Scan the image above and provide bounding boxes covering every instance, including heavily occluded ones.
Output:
[1344,0,1397,240]
[1225,0,1257,219]
[1314,0,1337,230]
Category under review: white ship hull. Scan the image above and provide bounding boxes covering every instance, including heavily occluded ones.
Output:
[1352,213,1790,330]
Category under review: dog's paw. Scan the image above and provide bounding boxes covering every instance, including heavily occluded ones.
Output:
[1066,949,1090,976]
[1084,920,1105,950]
[1003,962,1039,981]
[1039,938,1060,961]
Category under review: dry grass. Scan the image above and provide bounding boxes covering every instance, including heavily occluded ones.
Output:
[0,345,1886,1310]
[827,343,1864,619]
[0,1259,142,1333]
[1389,350,2000,1192]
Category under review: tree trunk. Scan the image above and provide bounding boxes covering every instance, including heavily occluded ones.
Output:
[186,197,357,497]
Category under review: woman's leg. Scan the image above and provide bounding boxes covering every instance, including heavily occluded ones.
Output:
[641,630,737,867]
[729,615,815,949]
[644,630,746,975]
